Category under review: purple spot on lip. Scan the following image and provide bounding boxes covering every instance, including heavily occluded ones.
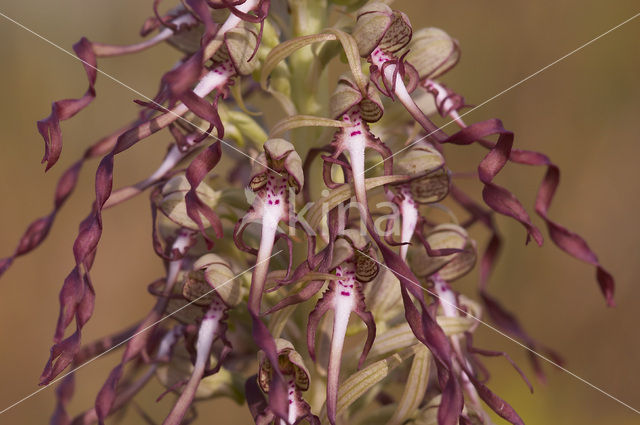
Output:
[275,200,280,204]
[340,291,350,296]
[350,131,362,137]
[268,200,273,205]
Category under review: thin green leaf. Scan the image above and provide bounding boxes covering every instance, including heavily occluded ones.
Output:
[229,79,262,117]
[306,175,409,230]
[324,28,368,95]
[269,115,351,138]
[226,110,268,146]
[387,346,432,425]
[267,85,298,116]
[260,33,337,90]
[320,344,420,424]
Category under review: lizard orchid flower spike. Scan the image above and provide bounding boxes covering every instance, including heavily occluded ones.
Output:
[1,1,619,424]
[257,339,319,425]
[307,230,378,425]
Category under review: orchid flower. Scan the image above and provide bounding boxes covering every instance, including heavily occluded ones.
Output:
[351,2,446,141]
[307,230,378,425]
[257,339,319,425]
[163,255,235,425]
[411,224,534,425]
[388,141,449,260]
[233,138,306,422]
[234,138,304,316]
[324,74,391,220]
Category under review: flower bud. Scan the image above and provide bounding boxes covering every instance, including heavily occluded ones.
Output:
[331,229,369,269]
[194,253,244,307]
[166,26,203,55]
[409,168,450,204]
[160,174,221,230]
[160,273,206,325]
[182,270,219,306]
[249,138,304,193]
[354,249,379,283]
[410,224,477,281]
[258,339,311,393]
[212,25,260,76]
[330,74,384,122]
[405,27,460,80]
[395,142,444,176]
[333,230,379,282]
[395,143,450,203]
[352,2,412,57]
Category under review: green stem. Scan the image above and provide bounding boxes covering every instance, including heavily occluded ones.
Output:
[289,0,329,115]
[288,0,329,268]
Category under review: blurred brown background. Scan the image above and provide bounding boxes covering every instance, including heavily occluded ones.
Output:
[0,0,638,424]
